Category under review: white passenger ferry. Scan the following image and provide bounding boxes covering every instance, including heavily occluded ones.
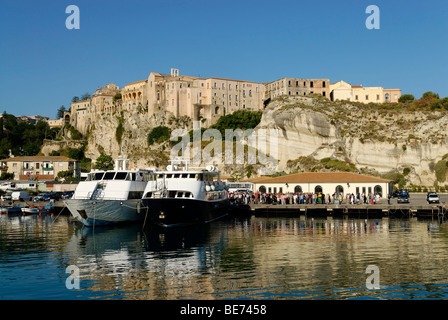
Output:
[64,157,155,227]
[141,158,229,227]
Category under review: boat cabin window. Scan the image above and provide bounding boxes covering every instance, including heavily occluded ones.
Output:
[103,172,116,180]
[184,192,191,198]
[168,191,176,198]
[144,173,155,181]
[176,192,183,197]
[128,191,143,199]
[189,174,195,179]
[145,192,152,198]
[115,172,127,180]
[93,172,105,180]
[182,174,188,178]
[174,174,180,178]
[166,174,172,179]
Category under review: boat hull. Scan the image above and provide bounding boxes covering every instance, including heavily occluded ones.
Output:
[21,207,38,215]
[142,198,230,227]
[64,199,146,227]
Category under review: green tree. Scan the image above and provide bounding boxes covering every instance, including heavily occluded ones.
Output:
[398,94,414,103]
[422,91,439,99]
[81,93,91,101]
[440,97,448,110]
[67,147,84,160]
[94,153,114,170]
[72,96,79,103]
[147,126,171,145]
[57,105,66,119]
[211,110,262,138]
[116,116,124,145]
[113,93,122,101]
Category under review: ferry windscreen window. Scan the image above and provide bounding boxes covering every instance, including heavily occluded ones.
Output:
[94,172,105,180]
[114,172,127,180]
[104,172,115,180]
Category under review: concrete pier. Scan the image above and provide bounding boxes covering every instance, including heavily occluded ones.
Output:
[245,203,446,219]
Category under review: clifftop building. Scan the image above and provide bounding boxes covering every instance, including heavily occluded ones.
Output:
[264,77,330,99]
[330,81,401,103]
[69,68,333,135]
[68,69,402,136]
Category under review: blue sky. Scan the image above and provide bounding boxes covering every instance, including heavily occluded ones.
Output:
[0,0,447,118]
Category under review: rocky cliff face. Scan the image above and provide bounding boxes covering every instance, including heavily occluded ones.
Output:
[84,110,192,169]
[256,95,448,186]
[43,95,448,187]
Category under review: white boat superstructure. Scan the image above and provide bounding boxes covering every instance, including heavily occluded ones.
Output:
[142,158,230,226]
[64,157,155,226]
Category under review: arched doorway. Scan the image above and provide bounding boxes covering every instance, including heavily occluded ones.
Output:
[259,185,266,193]
[374,185,382,196]
[314,185,323,193]
[294,185,302,193]
[335,185,344,195]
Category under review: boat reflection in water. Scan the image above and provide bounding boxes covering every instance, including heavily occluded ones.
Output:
[65,218,228,299]
[62,215,448,300]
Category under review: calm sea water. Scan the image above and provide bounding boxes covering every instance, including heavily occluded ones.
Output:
[1,213,448,300]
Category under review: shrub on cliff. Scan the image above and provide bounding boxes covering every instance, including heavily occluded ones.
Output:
[147,126,171,145]
[211,110,262,137]
[116,116,124,145]
[434,160,447,182]
[398,94,414,103]
[94,153,114,170]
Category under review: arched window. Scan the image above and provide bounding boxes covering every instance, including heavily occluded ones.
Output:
[314,185,323,193]
[385,93,390,101]
[335,185,344,195]
[374,185,382,196]
[294,185,302,193]
[259,185,266,193]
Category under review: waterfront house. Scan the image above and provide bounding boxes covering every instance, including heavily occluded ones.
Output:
[0,156,79,181]
[246,172,393,197]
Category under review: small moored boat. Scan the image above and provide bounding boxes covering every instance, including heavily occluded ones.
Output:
[1,206,22,214]
[21,207,39,215]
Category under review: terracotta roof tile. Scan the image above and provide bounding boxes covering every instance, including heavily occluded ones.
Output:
[1,156,77,162]
[245,172,391,183]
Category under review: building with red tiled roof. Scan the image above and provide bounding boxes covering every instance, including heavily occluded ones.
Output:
[245,171,392,196]
[0,156,79,181]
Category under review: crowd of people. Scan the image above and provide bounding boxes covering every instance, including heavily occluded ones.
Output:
[228,191,385,205]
